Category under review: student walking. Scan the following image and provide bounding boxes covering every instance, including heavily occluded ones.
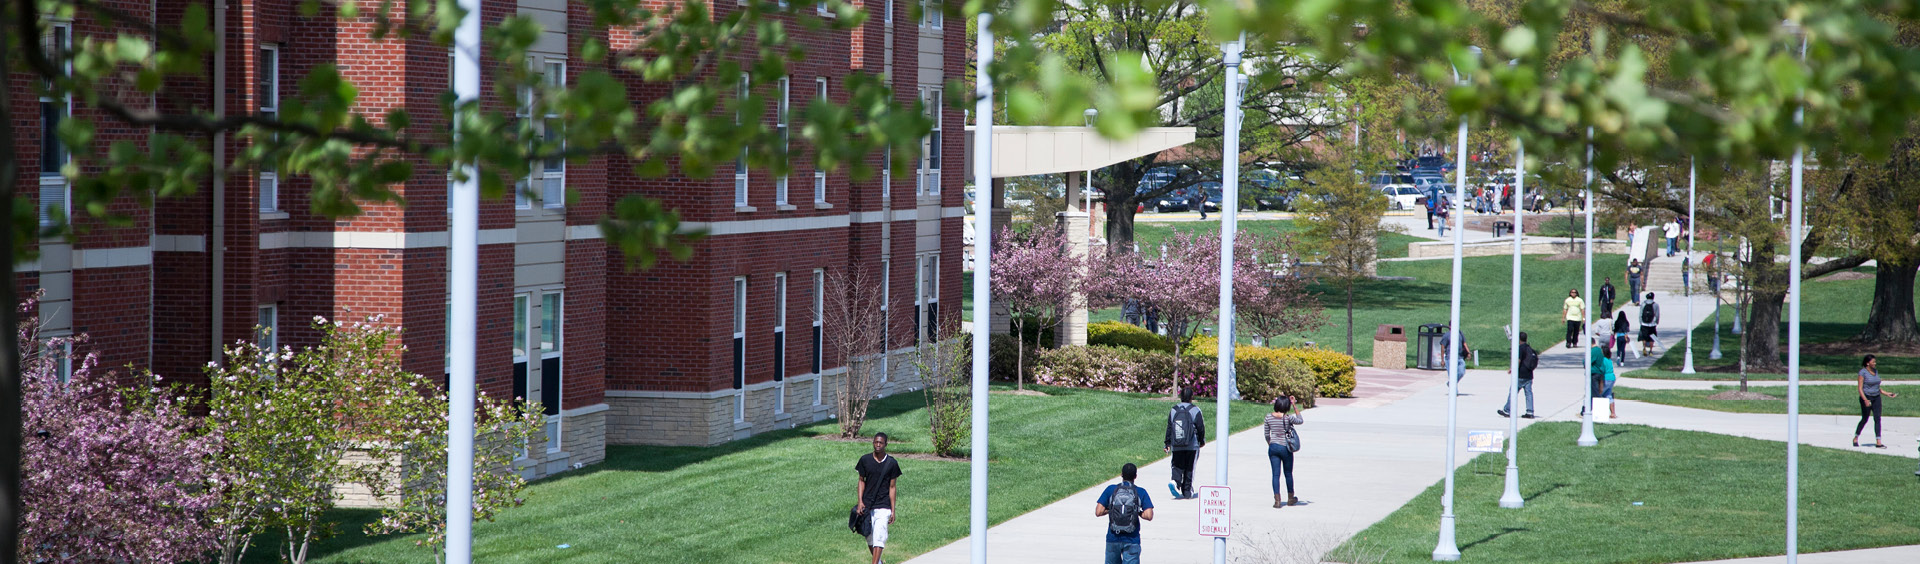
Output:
[1612,311,1631,363]
[1599,277,1617,315]
[855,433,902,564]
[1563,290,1586,348]
[1638,293,1661,358]
[1094,463,1155,564]
[1627,259,1645,305]
[1499,333,1540,418]
[1854,355,1899,448]
[1441,327,1470,384]
[1163,387,1206,500]
[1585,344,1618,418]
[1663,219,1681,256]
[1265,396,1305,508]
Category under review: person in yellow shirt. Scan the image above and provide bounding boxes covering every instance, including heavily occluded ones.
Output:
[1563,289,1586,348]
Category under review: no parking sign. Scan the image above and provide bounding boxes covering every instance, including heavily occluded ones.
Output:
[1197,485,1231,537]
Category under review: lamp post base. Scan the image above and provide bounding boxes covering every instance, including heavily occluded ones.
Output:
[1499,468,1525,508]
[1577,416,1598,447]
[1432,513,1461,561]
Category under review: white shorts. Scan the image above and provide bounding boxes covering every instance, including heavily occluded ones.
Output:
[868,508,892,548]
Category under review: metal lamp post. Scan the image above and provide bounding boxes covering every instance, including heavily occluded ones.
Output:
[1683,159,1698,374]
[1499,137,1525,509]
[1785,25,1808,564]
[969,12,994,564]
[445,0,482,559]
[1578,129,1599,447]
[1433,45,1479,563]
[1213,32,1246,564]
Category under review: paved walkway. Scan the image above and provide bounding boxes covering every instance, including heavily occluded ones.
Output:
[909,267,1920,563]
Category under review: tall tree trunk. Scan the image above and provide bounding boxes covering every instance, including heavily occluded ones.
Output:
[1105,200,1138,256]
[1744,289,1787,373]
[0,9,25,562]
[1015,317,1025,391]
[1345,281,1355,356]
[1856,256,1920,344]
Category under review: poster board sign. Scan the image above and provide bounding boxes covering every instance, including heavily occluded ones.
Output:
[1593,398,1613,420]
[1197,485,1231,537]
[1466,430,1506,453]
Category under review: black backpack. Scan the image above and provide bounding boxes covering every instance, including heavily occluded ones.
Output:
[1641,303,1658,325]
[1107,483,1143,535]
[1520,347,1539,374]
[1169,404,1200,449]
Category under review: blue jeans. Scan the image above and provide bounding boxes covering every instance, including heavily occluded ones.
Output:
[1503,378,1535,414]
[1105,542,1141,564]
[1267,443,1296,495]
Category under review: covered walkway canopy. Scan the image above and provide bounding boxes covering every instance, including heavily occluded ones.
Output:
[964,125,1197,178]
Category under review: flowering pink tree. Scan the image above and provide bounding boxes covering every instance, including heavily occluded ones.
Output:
[18,300,221,564]
[1236,232,1326,345]
[991,226,1089,391]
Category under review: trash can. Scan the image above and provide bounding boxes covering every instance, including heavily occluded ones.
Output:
[1372,325,1407,370]
[1492,220,1514,238]
[1416,323,1449,371]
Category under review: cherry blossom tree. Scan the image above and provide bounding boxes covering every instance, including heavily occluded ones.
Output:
[990,226,1090,391]
[1236,233,1326,347]
[18,299,221,564]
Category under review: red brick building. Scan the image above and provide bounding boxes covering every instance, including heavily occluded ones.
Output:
[12,0,963,478]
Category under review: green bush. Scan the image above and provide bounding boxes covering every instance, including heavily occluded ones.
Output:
[1185,336,1359,398]
[1236,357,1317,407]
[1087,321,1175,353]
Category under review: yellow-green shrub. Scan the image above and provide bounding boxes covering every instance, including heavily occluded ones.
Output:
[1184,336,1358,398]
[1087,321,1175,353]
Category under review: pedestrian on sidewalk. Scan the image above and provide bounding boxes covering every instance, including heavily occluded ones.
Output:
[1627,259,1645,305]
[1442,327,1471,384]
[1499,332,1539,418]
[1425,191,1439,230]
[1638,293,1661,358]
[1437,198,1452,237]
[855,433,902,564]
[1612,311,1631,363]
[1663,219,1681,256]
[1599,278,1617,316]
[1854,354,1899,449]
[1265,395,1305,508]
[1682,256,1692,295]
[1585,344,1617,418]
[1563,289,1586,348]
[1095,463,1155,564]
[1163,387,1206,500]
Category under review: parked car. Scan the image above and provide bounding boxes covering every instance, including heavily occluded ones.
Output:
[1379,185,1424,211]
[1154,187,1196,212]
[1410,156,1454,176]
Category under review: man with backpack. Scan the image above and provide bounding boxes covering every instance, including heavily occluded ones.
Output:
[854,433,902,564]
[1498,332,1539,419]
[1094,463,1156,564]
[1163,387,1206,500]
[1638,293,1661,358]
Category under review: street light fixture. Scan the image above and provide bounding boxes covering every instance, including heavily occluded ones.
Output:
[1433,44,1479,563]
[968,12,995,564]
[1212,32,1246,564]
[1499,131,1525,510]
[1578,128,1598,448]
[1683,159,1698,374]
[1783,21,1809,564]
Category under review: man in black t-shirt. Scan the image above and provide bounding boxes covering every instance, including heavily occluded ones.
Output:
[855,433,902,564]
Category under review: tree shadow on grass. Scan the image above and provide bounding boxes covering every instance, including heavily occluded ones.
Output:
[1460,527,1531,552]
[1523,482,1570,503]
[1597,428,1633,441]
[584,392,934,477]
[239,508,390,564]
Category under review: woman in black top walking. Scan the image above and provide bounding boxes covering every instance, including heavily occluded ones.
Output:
[1854,354,1899,448]
[1611,311,1631,363]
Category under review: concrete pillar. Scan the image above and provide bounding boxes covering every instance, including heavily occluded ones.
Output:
[1056,210,1090,347]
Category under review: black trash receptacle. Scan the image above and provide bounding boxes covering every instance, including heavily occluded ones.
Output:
[1492,220,1514,238]
[1416,323,1449,370]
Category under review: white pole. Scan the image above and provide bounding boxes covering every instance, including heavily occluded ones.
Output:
[445,0,481,559]
[1578,130,1598,447]
[1786,31,1808,564]
[1433,46,1476,562]
[969,12,994,564]
[1214,32,1245,564]
[1500,139,1525,509]
[1683,158,1698,374]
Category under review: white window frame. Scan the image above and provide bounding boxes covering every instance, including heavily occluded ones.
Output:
[926,88,942,195]
[540,291,564,452]
[39,23,72,228]
[921,0,942,29]
[886,0,894,24]
[50,340,73,385]
[735,75,750,208]
[540,61,567,209]
[258,45,281,213]
[773,273,788,414]
[882,146,893,203]
[920,253,939,342]
[880,258,891,383]
[817,0,833,17]
[256,304,279,372]
[776,76,791,206]
[814,77,830,204]
[811,268,825,405]
[733,277,748,422]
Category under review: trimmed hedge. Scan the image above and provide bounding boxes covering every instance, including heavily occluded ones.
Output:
[1087,321,1176,353]
[1237,357,1318,407]
[1186,336,1358,398]
[1032,345,1314,406]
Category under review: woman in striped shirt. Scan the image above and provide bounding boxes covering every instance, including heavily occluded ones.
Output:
[1266,395,1305,508]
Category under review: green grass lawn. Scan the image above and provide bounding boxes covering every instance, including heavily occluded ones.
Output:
[1130,220,1429,260]
[1632,267,1920,380]
[1617,384,1920,418]
[254,385,1269,564]
[1336,422,1920,564]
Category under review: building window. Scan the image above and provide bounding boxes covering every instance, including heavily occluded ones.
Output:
[776,76,790,206]
[541,291,563,452]
[811,269,825,405]
[732,277,747,422]
[512,293,530,409]
[540,62,566,209]
[880,258,891,382]
[258,45,280,213]
[256,304,278,371]
[886,0,894,23]
[920,0,941,28]
[919,88,942,196]
[882,146,892,203]
[39,23,71,228]
[918,254,939,343]
[814,78,829,204]
[735,75,750,208]
[773,273,788,414]
[49,341,73,385]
